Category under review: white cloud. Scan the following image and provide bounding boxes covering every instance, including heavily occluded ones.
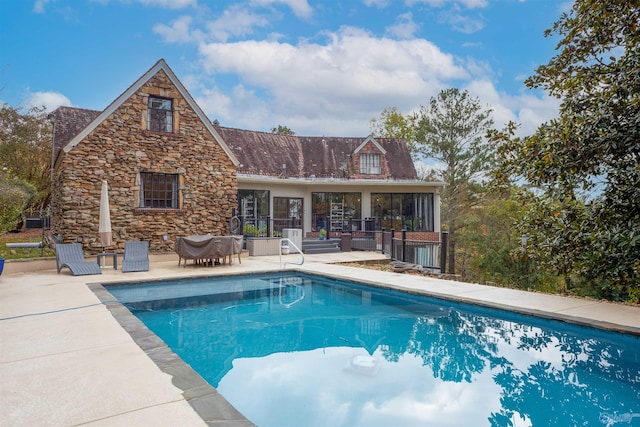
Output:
[197,26,467,134]
[23,91,72,112]
[438,8,484,34]
[465,78,517,126]
[206,4,270,42]
[404,0,486,34]
[385,13,419,39]
[219,348,504,427]
[406,0,488,8]
[464,56,492,78]
[513,93,560,136]
[464,79,560,137]
[363,0,391,8]
[178,8,556,138]
[153,15,194,43]
[194,86,235,121]
[33,0,52,14]
[461,41,482,48]
[249,0,313,19]
[136,0,197,9]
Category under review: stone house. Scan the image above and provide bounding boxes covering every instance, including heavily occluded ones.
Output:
[50,59,443,254]
[50,59,239,253]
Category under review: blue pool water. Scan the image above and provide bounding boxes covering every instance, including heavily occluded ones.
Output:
[106,272,640,427]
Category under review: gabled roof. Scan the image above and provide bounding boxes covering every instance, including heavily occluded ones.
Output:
[354,135,387,155]
[49,59,419,181]
[216,126,418,180]
[57,59,239,166]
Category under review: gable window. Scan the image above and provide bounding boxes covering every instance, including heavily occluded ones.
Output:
[148,96,173,133]
[360,153,381,174]
[140,172,178,208]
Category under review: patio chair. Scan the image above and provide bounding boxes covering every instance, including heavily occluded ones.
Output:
[122,241,149,273]
[55,243,102,276]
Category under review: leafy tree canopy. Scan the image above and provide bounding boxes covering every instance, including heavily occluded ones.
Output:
[0,104,52,209]
[271,125,295,135]
[491,1,640,301]
[412,88,495,186]
[0,177,35,233]
[369,106,413,141]
[412,88,495,274]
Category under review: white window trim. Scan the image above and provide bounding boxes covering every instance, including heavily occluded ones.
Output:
[147,96,174,133]
[360,153,381,174]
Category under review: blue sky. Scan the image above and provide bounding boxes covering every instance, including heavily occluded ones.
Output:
[1,0,566,137]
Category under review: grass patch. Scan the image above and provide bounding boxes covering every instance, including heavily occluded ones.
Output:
[0,229,55,260]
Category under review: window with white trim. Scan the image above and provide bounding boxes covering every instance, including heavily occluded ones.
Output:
[360,153,381,174]
[148,96,173,132]
[140,172,178,208]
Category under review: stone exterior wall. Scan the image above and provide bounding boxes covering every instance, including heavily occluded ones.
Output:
[51,70,237,254]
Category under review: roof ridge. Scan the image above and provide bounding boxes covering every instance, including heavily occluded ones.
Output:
[215,125,303,138]
[53,105,101,114]
[215,125,402,142]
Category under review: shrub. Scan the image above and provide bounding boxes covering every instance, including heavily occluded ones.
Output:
[0,179,32,233]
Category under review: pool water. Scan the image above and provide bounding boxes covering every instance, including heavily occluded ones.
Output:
[106,272,640,427]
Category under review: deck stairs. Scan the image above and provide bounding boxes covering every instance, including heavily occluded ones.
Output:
[302,238,340,254]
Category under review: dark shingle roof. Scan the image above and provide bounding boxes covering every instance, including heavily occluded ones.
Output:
[49,106,418,181]
[216,126,418,180]
[50,106,100,164]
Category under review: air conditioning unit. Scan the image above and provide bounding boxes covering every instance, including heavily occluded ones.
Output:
[283,228,302,253]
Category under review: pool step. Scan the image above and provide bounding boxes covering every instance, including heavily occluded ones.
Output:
[302,238,341,254]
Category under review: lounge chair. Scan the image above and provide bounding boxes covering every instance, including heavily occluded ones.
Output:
[55,243,102,276]
[122,241,149,273]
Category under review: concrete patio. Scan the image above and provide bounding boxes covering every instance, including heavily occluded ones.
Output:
[1,252,639,426]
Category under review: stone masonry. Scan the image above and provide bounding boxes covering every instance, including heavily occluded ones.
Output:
[51,70,237,254]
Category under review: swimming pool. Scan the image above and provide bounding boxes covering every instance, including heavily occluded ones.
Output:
[104,272,640,427]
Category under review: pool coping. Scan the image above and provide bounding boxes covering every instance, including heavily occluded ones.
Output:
[89,281,257,427]
[88,265,640,427]
[313,269,640,337]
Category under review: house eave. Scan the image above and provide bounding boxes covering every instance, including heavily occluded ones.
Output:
[237,173,445,188]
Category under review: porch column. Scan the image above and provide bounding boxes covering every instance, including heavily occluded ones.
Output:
[303,193,312,236]
[361,192,372,219]
[434,191,441,235]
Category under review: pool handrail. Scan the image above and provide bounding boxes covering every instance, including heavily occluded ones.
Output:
[279,238,304,269]
[278,277,306,308]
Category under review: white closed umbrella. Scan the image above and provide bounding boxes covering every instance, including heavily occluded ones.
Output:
[99,180,113,249]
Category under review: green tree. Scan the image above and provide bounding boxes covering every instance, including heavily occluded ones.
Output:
[411,88,495,274]
[492,1,640,301]
[271,125,295,135]
[0,176,34,233]
[460,185,564,291]
[0,104,52,210]
[369,106,413,141]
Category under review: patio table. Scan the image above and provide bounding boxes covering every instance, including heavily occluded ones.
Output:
[175,235,243,267]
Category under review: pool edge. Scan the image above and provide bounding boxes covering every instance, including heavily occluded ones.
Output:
[299,267,640,337]
[88,267,639,426]
[88,282,257,427]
